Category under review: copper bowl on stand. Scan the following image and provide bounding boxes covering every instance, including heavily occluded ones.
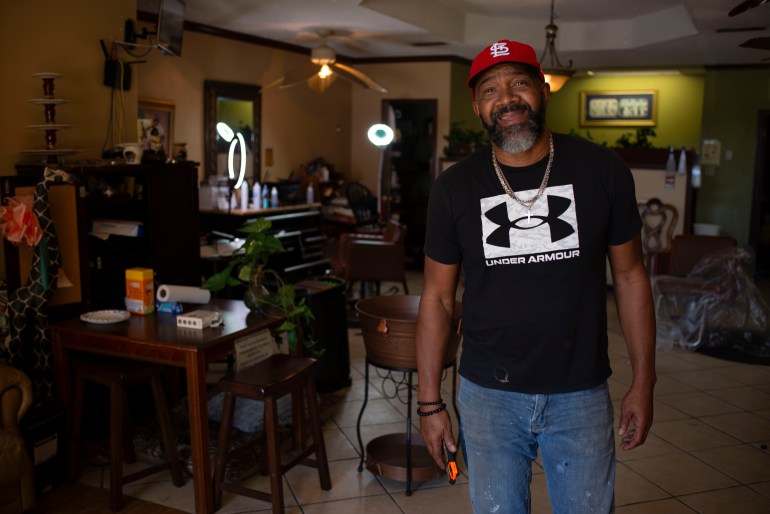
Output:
[355,295,462,370]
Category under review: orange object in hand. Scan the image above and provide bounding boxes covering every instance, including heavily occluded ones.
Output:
[444,443,458,485]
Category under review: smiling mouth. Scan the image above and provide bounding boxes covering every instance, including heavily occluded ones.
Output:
[497,110,527,125]
[492,105,531,126]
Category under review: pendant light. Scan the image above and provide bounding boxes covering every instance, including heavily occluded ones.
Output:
[540,0,575,92]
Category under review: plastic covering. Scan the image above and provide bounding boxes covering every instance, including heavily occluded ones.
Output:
[652,248,770,357]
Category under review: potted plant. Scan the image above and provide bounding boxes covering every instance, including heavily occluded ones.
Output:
[202,217,318,354]
[611,127,678,167]
[442,122,488,160]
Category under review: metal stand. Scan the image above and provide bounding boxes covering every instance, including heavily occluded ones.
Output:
[355,357,459,496]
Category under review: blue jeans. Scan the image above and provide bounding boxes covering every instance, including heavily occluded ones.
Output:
[458,378,615,514]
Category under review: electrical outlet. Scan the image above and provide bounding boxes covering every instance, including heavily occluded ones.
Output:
[701,139,721,166]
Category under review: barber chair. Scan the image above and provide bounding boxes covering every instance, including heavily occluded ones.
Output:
[652,234,740,350]
[638,198,678,277]
[333,220,409,299]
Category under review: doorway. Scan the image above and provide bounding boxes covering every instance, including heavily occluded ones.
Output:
[751,111,770,280]
[381,99,437,270]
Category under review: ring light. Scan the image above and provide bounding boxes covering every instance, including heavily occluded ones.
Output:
[367,124,394,147]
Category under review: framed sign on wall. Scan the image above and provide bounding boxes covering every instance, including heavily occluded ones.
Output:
[579,90,658,127]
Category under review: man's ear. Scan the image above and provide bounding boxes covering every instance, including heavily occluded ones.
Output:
[542,81,551,102]
[472,100,480,117]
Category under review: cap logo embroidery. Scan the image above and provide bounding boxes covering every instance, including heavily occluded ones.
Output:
[489,42,510,58]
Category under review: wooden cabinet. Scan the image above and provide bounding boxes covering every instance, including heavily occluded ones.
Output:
[6,162,201,312]
[78,163,201,309]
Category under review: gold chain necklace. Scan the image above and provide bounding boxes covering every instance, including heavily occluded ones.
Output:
[491,133,554,224]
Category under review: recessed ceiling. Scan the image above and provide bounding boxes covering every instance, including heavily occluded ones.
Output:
[138,0,770,69]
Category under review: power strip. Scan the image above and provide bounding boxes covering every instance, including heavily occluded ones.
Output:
[176,310,223,330]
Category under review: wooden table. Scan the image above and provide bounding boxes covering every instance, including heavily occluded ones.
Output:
[49,299,281,514]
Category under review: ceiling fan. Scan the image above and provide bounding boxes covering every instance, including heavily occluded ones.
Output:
[263,29,388,94]
[726,0,770,58]
[729,0,769,17]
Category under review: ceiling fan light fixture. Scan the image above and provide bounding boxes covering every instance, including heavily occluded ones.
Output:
[318,64,333,79]
[307,72,336,93]
[310,45,336,65]
[539,0,575,93]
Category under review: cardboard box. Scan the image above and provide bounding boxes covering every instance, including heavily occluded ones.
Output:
[125,267,154,314]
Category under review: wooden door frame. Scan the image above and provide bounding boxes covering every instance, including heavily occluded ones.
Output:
[750,110,770,274]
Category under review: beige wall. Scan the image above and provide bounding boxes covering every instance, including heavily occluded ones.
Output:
[0,0,356,182]
[1,0,136,173]
[0,1,453,283]
[137,28,353,182]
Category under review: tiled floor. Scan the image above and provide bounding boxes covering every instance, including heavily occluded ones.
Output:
[74,271,770,513]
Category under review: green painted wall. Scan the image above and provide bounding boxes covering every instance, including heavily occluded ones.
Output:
[697,68,770,246]
[449,61,477,131]
[546,72,705,152]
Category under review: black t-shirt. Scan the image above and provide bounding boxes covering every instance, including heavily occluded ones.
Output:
[424,133,641,393]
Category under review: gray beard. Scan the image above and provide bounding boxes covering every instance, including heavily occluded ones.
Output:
[496,124,539,153]
[482,102,546,154]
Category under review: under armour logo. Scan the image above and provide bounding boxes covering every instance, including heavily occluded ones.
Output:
[485,195,576,248]
[489,42,510,58]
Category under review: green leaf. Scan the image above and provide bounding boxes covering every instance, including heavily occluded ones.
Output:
[286,330,299,351]
[239,218,272,234]
[277,320,295,333]
[201,265,235,291]
[237,264,254,282]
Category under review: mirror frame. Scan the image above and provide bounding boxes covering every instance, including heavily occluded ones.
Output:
[204,80,261,181]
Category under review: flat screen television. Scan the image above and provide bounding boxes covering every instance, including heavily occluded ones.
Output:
[157,0,185,56]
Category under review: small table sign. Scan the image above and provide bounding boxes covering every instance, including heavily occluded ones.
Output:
[234,329,275,371]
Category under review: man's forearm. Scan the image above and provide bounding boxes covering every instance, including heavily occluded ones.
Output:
[416,296,455,401]
[615,271,656,386]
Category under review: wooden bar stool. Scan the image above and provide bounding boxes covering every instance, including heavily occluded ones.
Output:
[68,357,185,511]
[213,354,332,513]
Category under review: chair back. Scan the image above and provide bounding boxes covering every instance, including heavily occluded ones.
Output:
[382,220,406,244]
[346,181,379,228]
[670,234,737,277]
[638,198,678,254]
[344,221,407,284]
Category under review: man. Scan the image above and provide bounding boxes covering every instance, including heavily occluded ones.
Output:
[415,40,655,513]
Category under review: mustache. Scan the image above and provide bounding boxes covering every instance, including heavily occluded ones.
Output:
[491,103,534,123]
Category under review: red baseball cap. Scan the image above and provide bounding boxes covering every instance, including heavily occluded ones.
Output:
[467,40,545,89]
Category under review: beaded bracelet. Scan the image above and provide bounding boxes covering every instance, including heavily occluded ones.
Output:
[416,403,447,417]
[417,399,443,407]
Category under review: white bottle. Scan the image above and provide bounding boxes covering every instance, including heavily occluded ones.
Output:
[229,189,238,210]
[677,146,687,175]
[270,186,278,207]
[240,180,249,210]
[262,184,269,208]
[252,181,261,209]
[691,154,702,189]
[666,146,676,172]
[306,184,314,204]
